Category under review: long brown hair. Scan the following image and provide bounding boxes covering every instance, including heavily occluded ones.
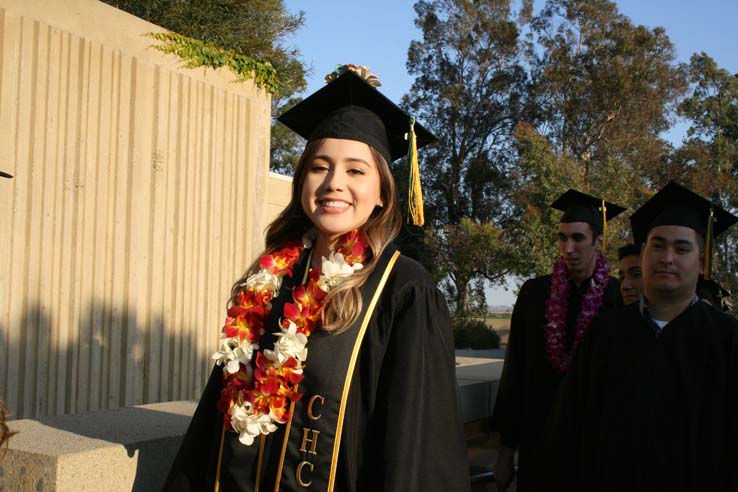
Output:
[230,138,401,332]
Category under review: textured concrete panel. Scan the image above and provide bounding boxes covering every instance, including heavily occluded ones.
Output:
[0,0,277,420]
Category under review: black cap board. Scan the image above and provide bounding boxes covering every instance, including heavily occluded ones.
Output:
[550,189,626,234]
[629,181,738,246]
[0,171,12,179]
[618,243,640,261]
[277,70,436,163]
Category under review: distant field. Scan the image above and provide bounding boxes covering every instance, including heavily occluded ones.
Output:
[466,316,511,331]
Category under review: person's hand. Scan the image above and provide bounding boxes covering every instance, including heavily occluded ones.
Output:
[493,446,515,492]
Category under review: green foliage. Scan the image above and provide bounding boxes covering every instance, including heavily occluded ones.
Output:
[405,0,530,313]
[405,0,529,226]
[504,0,687,277]
[527,0,686,178]
[147,32,279,93]
[509,123,583,276]
[426,218,520,315]
[453,318,501,349]
[670,53,738,309]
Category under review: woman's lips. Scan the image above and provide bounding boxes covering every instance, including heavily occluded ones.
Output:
[318,199,350,213]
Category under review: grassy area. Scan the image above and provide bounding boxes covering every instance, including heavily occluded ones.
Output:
[466,316,511,331]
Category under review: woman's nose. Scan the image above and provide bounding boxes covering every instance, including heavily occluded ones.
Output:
[322,169,345,191]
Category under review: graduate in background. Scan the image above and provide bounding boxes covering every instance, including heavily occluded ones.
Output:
[697,276,732,311]
[617,243,642,305]
[537,181,738,492]
[491,190,624,492]
[162,66,469,492]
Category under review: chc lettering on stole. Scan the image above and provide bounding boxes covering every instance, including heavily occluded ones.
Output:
[296,394,325,487]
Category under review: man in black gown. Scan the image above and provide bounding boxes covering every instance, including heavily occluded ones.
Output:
[491,190,624,491]
[537,181,738,492]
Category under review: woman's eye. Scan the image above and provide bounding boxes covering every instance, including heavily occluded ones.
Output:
[310,164,329,172]
[348,168,365,175]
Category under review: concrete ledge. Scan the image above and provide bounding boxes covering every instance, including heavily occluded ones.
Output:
[456,357,504,423]
[2,401,196,492]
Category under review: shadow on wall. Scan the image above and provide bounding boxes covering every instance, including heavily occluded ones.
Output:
[0,300,213,491]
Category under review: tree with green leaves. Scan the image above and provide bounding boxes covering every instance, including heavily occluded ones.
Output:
[512,0,687,275]
[670,53,738,312]
[404,0,530,313]
[104,0,308,173]
[405,0,529,226]
[426,218,520,314]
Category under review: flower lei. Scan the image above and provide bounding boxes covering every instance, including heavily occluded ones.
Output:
[324,64,381,87]
[544,253,610,373]
[212,230,369,445]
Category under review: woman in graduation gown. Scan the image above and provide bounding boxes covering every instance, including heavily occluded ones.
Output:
[162,65,470,492]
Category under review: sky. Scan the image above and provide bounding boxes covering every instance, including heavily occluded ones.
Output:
[282,0,738,306]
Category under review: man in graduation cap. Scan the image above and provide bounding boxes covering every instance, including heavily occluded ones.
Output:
[536,181,738,492]
[491,189,624,491]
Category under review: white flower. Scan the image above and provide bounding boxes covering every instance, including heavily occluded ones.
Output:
[243,269,282,294]
[324,64,381,87]
[231,402,277,446]
[319,252,363,291]
[212,336,256,374]
[273,320,308,363]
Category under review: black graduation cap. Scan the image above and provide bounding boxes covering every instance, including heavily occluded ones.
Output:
[550,189,626,234]
[628,181,738,246]
[618,243,640,261]
[0,171,12,179]
[277,69,436,164]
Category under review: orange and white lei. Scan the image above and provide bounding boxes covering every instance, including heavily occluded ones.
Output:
[212,230,369,445]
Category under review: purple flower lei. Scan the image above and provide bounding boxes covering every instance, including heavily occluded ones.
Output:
[544,253,610,373]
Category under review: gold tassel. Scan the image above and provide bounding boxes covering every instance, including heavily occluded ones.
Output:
[704,207,714,280]
[601,199,607,252]
[407,117,424,226]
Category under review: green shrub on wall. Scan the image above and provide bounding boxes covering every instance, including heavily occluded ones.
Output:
[453,318,501,349]
[147,32,279,93]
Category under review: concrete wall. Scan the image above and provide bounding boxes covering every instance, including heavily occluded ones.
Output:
[0,0,276,418]
[266,171,294,226]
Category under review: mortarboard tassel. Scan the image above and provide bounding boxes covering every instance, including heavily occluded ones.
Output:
[407,117,424,226]
[601,198,608,253]
[704,207,714,280]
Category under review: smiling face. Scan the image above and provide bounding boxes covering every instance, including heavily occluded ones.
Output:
[557,222,602,282]
[642,225,703,301]
[618,254,643,305]
[300,138,382,246]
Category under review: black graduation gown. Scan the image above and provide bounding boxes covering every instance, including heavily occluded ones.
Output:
[490,273,620,490]
[535,301,738,492]
[162,249,470,492]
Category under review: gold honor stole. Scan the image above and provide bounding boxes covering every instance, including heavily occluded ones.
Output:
[221,245,400,492]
